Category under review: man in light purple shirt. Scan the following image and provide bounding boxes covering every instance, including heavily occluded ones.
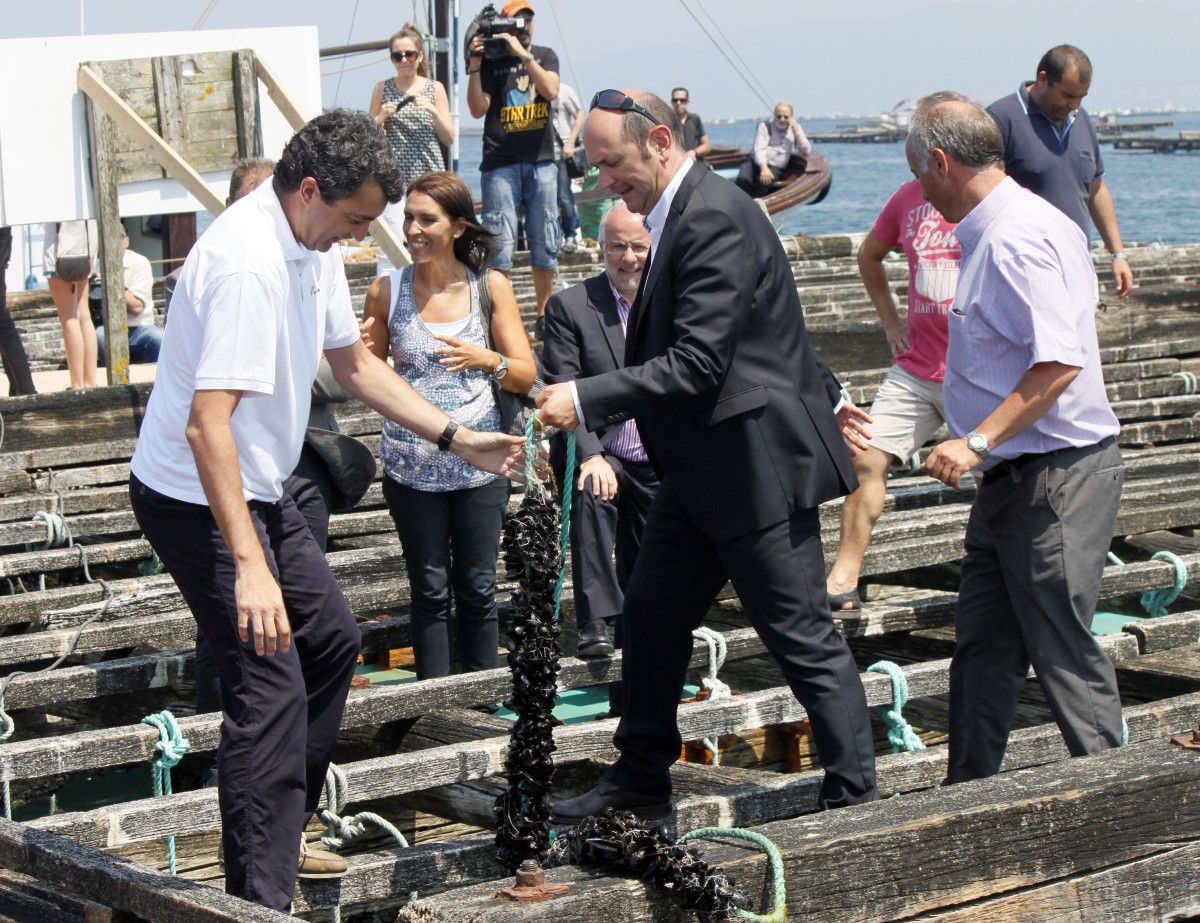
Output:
[911,93,1124,783]
[735,101,812,197]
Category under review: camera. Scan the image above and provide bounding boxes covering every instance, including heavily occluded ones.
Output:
[470,4,526,61]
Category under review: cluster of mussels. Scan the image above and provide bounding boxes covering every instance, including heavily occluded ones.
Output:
[493,483,564,872]
[546,810,751,922]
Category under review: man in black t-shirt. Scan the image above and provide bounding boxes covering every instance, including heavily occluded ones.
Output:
[468,0,561,330]
[671,87,710,164]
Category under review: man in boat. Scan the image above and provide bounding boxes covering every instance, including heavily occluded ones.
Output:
[467,0,561,334]
[826,94,962,612]
[912,94,1125,783]
[735,101,812,197]
[988,44,1133,298]
[128,110,524,911]
[671,87,710,163]
[538,89,878,821]
[541,203,660,675]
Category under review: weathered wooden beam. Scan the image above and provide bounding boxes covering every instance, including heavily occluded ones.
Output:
[917,843,1200,922]
[83,63,129,387]
[230,50,261,159]
[0,818,287,923]
[31,641,1155,847]
[289,691,1200,915]
[394,738,1200,923]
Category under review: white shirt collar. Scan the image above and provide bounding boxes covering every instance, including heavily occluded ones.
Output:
[643,157,695,250]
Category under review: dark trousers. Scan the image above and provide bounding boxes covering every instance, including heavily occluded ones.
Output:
[557,158,579,239]
[0,228,36,396]
[947,437,1125,783]
[734,157,799,197]
[382,476,508,679]
[130,474,361,910]
[194,443,336,716]
[607,480,878,809]
[569,454,659,626]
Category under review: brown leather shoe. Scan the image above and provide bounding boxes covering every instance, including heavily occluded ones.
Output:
[298,836,348,879]
[551,778,672,824]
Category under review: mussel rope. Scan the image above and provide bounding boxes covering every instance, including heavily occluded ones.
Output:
[520,414,576,620]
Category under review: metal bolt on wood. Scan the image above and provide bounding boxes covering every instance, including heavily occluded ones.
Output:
[1170,724,1200,750]
[494,858,570,902]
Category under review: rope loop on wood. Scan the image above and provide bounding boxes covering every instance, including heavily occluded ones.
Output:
[1140,550,1188,617]
[677,826,787,923]
[319,762,410,852]
[867,660,926,753]
[692,626,731,765]
[141,709,190,875]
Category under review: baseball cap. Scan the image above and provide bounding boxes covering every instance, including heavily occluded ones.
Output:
[501,0,534,16]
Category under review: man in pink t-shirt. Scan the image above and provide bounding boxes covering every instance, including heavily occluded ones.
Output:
[826,178,960,610]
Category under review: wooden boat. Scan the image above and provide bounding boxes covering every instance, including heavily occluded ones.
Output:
[570,146,833,232]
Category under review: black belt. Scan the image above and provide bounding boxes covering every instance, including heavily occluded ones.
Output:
[982,435,1115,484]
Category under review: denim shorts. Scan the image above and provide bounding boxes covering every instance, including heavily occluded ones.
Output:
[480,160,561,270]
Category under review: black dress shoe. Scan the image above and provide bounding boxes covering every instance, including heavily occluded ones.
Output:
[551,778,672,824]
[576,620,615,658]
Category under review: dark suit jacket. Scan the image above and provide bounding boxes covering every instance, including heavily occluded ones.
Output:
[542,273,629,461]
[575,164,856,542]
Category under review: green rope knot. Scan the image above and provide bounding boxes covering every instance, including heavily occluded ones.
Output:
[141,709,190,875]
[677,827,786,923]
[138,548,165,577]
[691,627,731,764]
[1140,550,1187,617]
[867,660,926,753]
[320,762,409,851]
[1172,370,1199,394]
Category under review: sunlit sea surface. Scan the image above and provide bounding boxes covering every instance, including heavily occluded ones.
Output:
[454,112,1200,244]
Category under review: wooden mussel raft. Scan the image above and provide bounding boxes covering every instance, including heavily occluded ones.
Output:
[0,235,1198,921]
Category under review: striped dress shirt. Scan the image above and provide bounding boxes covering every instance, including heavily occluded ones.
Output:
[944,177,1119,471]
[606,282,649,462]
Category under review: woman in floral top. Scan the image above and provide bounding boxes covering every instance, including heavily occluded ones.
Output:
[362,172,534,679]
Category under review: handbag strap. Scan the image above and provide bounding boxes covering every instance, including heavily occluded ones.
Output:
[475,268,495,351]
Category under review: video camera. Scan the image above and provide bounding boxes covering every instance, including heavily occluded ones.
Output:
[469,4,527,61]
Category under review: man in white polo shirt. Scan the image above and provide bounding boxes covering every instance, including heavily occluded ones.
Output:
[129,110,524,911]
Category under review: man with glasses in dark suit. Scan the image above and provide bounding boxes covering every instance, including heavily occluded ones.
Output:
[539,89,878,822]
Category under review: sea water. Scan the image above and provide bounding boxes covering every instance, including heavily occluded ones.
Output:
[455,112,1200,245]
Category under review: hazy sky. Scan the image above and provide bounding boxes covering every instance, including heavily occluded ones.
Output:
[7,0,1200,117]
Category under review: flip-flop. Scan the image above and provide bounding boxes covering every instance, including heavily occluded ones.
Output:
[827,588,863,612]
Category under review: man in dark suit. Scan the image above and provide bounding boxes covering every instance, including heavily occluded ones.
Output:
[542,203,660,661]
[539,89,878,819]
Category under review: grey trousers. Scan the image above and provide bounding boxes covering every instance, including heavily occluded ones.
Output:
[947,436,1125,783]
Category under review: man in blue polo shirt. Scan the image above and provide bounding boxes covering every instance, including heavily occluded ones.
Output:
[988,44,1132,298]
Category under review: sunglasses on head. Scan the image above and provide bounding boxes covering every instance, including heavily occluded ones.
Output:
[390,50,420,62]
[590,89,664,126]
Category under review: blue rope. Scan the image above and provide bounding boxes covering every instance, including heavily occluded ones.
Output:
[555,431,575,622]
[678,827,786,923]
[1140,550,1187,617]
[141,710,190,875]
[867,661,926,753]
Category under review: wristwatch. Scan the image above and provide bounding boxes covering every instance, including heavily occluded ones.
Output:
[491,355,509,381]
[966,430,990,460]
[1109,250,1127,262]
[436,420,459,451]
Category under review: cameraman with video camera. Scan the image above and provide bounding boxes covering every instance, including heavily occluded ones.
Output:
[467,0,560,336]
